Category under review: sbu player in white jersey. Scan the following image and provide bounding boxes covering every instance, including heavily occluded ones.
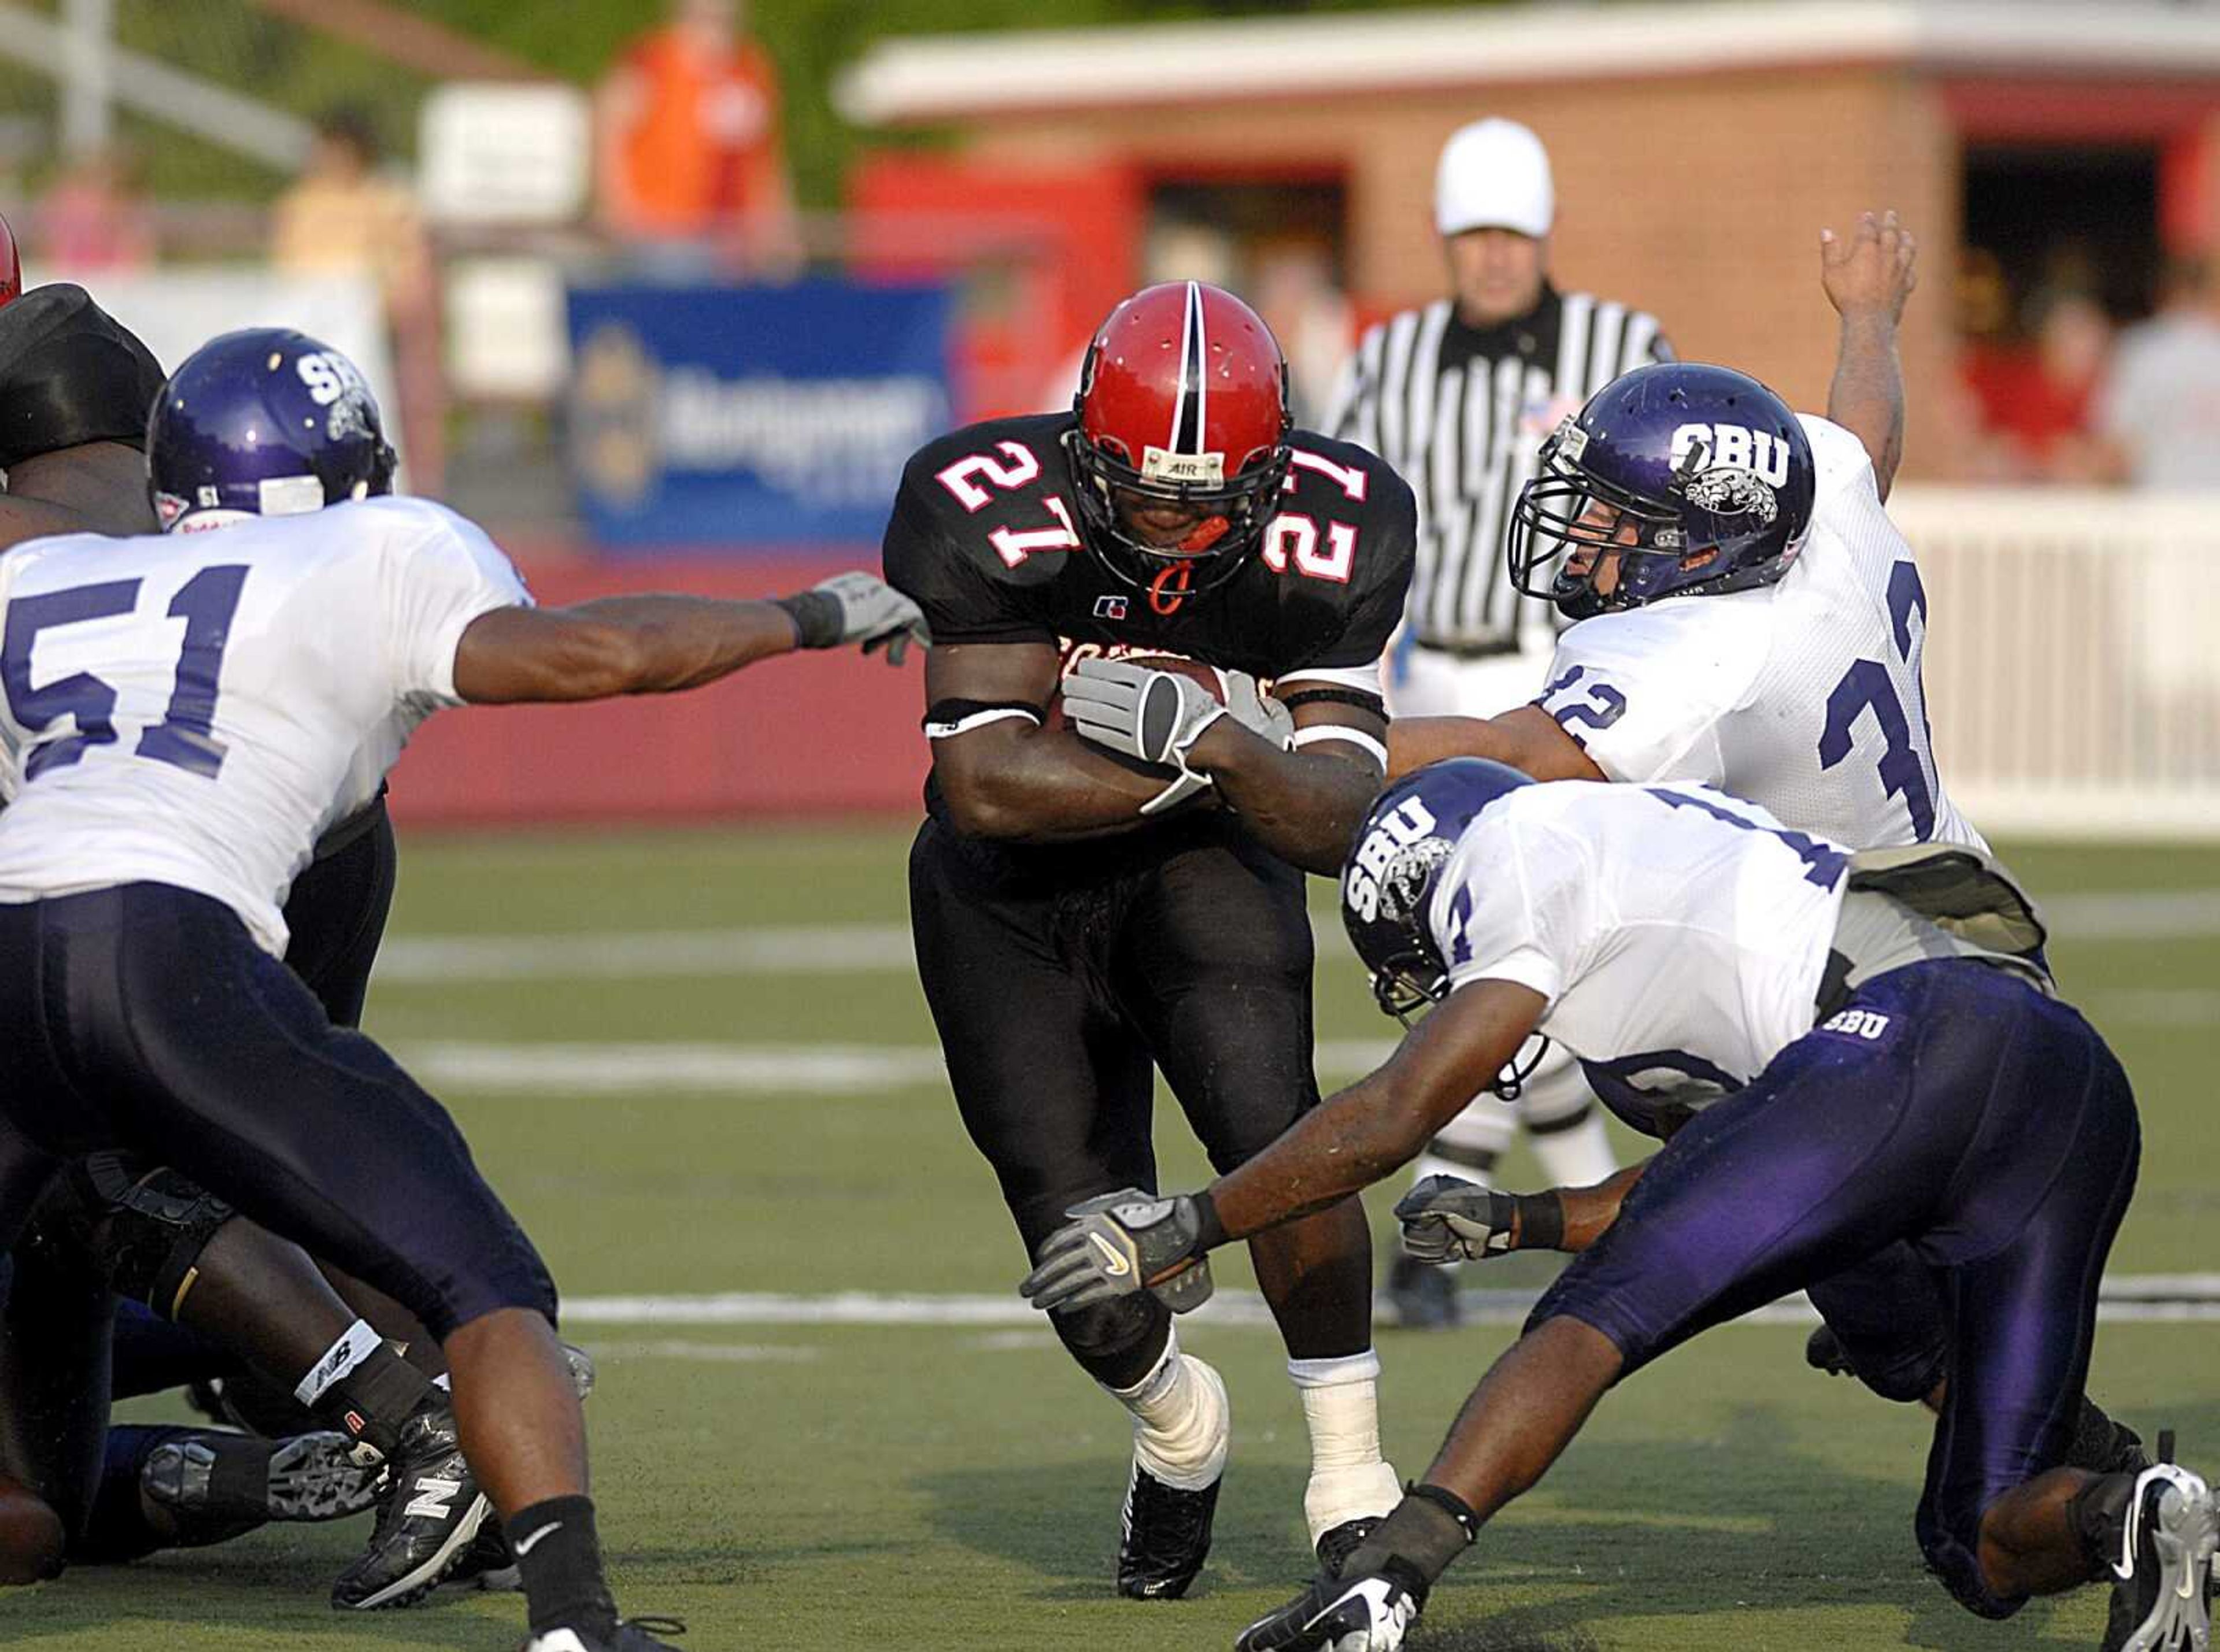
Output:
[1389,208,1961,852]
[1019,762,2209,1652]
[0,328,924,1650]
[1379,226,2153,1480]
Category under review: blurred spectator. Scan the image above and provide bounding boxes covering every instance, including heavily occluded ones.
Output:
[271,106,429,305]
[1959,285,2112,483]
[1251,239,1352,428]
[36,146,156,276]
[271,106,442,492]
[595,0,802,275]
[2095,255,2220,490]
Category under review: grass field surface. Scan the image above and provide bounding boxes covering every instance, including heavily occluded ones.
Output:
[13,827,2219,1650]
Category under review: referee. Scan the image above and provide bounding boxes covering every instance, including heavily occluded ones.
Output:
[1325,117,1671,1328]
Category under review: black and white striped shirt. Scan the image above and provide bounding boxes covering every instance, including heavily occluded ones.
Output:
[1326,284,1671,652]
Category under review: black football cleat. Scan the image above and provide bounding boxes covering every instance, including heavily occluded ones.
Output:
[2100,1431,2217,1652]
[1385,1254,1460,1331]
[1237,1571,1421,1652]
[142,1428,381,1527]
[329,1402,490,1610]
[1117,1461,1220,1599]
[519,1615,686,1651]
[1315,1514,1382,1578]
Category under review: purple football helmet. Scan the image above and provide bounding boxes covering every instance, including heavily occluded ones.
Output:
[1507,362,1815,621]
[1341,758,1534,1024]
[147,328,395,533]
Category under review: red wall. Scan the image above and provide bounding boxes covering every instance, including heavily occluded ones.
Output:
[386,554,928,826]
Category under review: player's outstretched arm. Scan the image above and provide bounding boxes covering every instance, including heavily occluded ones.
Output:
[1018,979,1546,1316]
[1209,979,1546,1240]
[1386,707,1604,784]
[451,572,922,703]
[923,641,1193,839]
[1821,208,1917,500]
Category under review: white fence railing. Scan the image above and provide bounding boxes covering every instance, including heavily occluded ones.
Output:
[1893,486,2220,840]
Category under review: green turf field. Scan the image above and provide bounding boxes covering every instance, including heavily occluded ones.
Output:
[17,827,2220,1650]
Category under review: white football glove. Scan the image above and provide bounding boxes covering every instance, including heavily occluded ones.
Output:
[1235,1572,1420,1652]
[1393,1174,1519,1264]
[774,571,930,664]
[1062,657,1293,816]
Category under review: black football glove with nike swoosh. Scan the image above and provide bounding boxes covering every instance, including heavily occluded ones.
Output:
[1019,1188,1219,1315]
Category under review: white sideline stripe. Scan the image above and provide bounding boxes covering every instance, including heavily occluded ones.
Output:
[371,891,2220,986]
[400,1039,1401,1094]
[402,997,2215,1097]
[580,1340,821,1364]
[375,925,914,982]
[561,1279,2220,1329]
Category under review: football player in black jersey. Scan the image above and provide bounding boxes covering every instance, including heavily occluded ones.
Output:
[885,280,1416,1598]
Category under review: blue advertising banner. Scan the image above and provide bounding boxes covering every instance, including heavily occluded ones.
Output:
[566,279,953,549]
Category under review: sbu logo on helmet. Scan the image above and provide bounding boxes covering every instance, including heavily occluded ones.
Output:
[296,350,377,442]
[1344,798,1443,924]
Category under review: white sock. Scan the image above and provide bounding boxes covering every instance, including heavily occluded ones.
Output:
[1104,1329,1229,1491]
[1531,1110,1617,1187]
[1288,1350,1400,1544]
[291,1318,382,1409]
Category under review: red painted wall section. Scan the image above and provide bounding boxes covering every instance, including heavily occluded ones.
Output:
[386,553,930,825]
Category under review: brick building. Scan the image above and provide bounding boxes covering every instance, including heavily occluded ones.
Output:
[839,0,2220,479]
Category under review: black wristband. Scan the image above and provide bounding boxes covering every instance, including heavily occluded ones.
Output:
[1279,686,1386,717]
[770,589,841,649]
[1189,1190,1227,1254]
[1514,1191,1567,1251]
[0,285,168,470]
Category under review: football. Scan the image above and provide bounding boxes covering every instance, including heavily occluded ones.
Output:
[1047,650,1227,730]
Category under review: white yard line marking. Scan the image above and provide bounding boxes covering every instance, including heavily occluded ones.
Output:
[372,891,2220,988]
[399,1039,1400,1094]
[376,925,914,982]
[559,1280,2220,1329]
[579,1340,821,1364]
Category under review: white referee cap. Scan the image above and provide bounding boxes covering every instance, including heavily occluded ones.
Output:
[1434,118,1554,239]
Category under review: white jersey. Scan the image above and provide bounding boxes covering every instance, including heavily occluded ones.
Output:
[1531,414,1985,854]
[0,495,528,954]
[1434,780,1848,1127]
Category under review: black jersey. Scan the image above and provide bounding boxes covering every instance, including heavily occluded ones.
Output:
[883,413,1414,690]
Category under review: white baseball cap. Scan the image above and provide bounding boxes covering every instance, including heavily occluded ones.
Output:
[1434,118,1555,239]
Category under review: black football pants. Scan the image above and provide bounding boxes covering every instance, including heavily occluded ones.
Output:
[910,815,1356,1386]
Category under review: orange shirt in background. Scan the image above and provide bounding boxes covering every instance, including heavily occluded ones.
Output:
[607,28,785,237]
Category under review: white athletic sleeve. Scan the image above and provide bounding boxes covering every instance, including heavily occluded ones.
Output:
[1531,599,1767,787]
[1435,810,1592,1007]
[376,498,534,705]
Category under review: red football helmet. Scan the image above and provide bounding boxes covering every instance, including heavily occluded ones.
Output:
[1067,280,1292,598]
[0,212,18,308]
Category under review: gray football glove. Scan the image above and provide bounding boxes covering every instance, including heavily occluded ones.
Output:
[1235,1571,1422,1652]
[1393,1175,1520,1264]
[1062,658,1293,816]
[1018,1188,1215,1315]
[773,571,929,664]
